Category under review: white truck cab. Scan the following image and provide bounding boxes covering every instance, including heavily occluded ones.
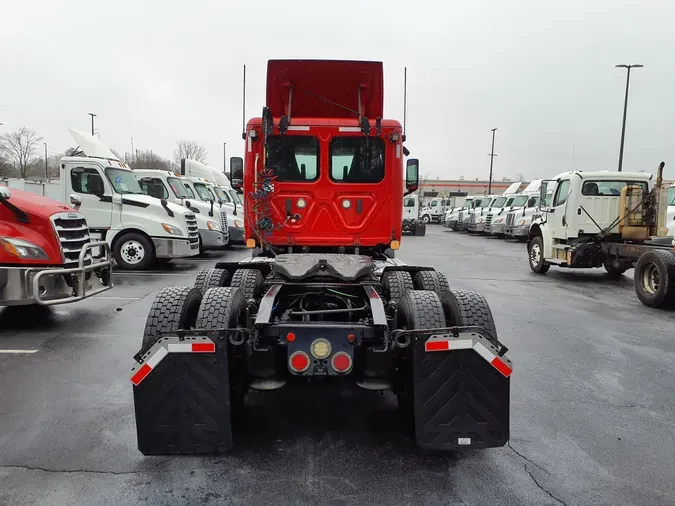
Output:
[444,197,474,230]
[419,197,449,224]
[487,194,531,236]
[3,129,199,270]
[401,194,426,235]
[134,169,228,252]
[181,159,245,244]
[505,192,551,241]
[467,196,498,233]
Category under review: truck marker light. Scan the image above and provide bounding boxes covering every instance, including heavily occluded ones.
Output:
[246,238,256,248]
[342,200,351,209]
[347,333,356,343]
[310,339,331,359]
[297,198,307,208]
[390,240,400,250]
[286,332,296,342]
[289,351,310,372]
[331,352,353,373]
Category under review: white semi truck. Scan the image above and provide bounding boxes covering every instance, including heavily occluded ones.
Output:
[401,194,426,235]
[134,169,229,252]
[180,159,245,244]
[528,165,675,308]
[1,130,199,270]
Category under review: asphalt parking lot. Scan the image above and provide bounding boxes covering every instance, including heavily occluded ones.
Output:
[1,229,674,506]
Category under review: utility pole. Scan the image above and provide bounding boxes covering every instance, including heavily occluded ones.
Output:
[88,113,97,136]
[487,128,498,194]
[223,142,227,172]
[615,64,643,172]
[44,143,48,178]
[131,137,134,163]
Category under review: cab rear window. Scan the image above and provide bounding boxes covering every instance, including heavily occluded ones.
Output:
[581,180,648,196]
[266,136,319,182]
[330,137,384,183]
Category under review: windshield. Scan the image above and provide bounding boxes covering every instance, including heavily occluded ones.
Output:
[106,168,144,194]
[512,196,528,207]
[183,184,196,199]
[229,190,243,204]
[492,197,507,207]
[193,183,212,201]
[668,186,675,205]
[480,198,494,208]
[213,186,228,202]
[167,177,189,198]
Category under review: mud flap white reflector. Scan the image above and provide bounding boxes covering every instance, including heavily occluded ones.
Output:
[130,337,216,386]
[424,334,512,378]
[458,438,471,445]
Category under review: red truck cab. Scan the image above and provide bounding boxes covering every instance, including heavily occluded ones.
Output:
[0,186,112,306]
[231,60,418,255]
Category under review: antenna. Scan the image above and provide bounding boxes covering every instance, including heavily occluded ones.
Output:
[403,67,408,137]
[241,64,247,140]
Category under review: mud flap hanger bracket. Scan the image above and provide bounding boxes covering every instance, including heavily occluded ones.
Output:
[391,325,508,357]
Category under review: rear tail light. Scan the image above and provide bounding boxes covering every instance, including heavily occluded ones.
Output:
[331,352,353,374]
[289,351,310,373]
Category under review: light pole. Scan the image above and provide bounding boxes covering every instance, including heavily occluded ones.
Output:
[615,64,643,172]
[88,113,97,136]
[487,128,498,194]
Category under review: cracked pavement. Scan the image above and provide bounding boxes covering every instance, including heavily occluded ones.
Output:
[1,230,674,505]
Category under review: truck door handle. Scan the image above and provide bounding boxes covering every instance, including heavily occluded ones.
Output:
[577,208,581,215]
[563,215,567,226]
[356,200,363,214]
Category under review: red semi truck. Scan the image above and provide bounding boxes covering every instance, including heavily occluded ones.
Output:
[131,60,511,455]
[0,186,112,306]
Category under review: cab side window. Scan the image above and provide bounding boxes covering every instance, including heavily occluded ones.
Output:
[139,178,169,199]
[553,180,570,207]
[71,168,105,195]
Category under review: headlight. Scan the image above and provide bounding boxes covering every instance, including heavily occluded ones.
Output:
[207,221,220,231]
[233,219,244,228]
[517,218,527,225]
[0,237,50,260]
[495,217,504,223]
[162,223,183,236]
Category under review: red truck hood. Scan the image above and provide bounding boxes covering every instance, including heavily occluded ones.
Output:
[266,60,384,119]
[0,188,76,265]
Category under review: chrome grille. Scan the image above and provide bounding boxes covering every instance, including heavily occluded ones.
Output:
[505,213,515,228]
[185,213,200,249]
[219,209,229,236]
[458,211,464,223]
[51,212,91,267]
[485,214,493,226]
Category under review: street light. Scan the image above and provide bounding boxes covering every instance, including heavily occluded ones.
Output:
[88,113,97,136]
[615,64,643,172]
[487,128,498,194]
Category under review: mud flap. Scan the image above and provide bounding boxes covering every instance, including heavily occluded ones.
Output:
[411,329,511,450]
[131,332,233,455]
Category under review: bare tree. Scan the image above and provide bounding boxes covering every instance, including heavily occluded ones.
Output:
[173,140,207,165]
[130,150,173,172]
[0,127,44,178]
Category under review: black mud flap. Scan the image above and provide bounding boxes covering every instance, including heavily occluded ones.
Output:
[131,332,233,455]
[411,329,511,451]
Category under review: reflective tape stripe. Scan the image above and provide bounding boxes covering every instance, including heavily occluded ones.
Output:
[192,342,215,353]
[287,125,310,131]
[131,364,152,386]
[338,126,361,132]
[424,334,512,378]
[168,343,192,353]
[146,346,168,368]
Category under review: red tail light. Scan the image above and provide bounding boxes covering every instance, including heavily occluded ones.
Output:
[289,351,310,373]
[331,352,352,374]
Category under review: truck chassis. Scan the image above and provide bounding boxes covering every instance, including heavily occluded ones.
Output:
[131,253,511,454]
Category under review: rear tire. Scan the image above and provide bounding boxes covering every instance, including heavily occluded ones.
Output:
[201,268,231,294]
[528,236,550,274]
[441,289,498,345]
[634,250,675,308]
[395,290,446,437]
[422,215,431,224]
[413,270,450,299]
[604,260,628,279]
[230,269,264,301]
[381,271,414,304]
[141,286,202,353]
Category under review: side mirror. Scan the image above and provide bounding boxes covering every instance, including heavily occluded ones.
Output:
[539,182,549,212]
[69,194,82,209]
[405,158,419,195]
[230,156,244,193]
[0,186,11,200]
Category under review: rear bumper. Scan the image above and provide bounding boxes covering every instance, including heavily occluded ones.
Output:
[152,237,199,258]
[200,229,227,249]
[0,241,113,306]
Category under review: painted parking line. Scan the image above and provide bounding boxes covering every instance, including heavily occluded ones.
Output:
[0,349,39,354]
[93,296,141,300]
[112,272,193,276]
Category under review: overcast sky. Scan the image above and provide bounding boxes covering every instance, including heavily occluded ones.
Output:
[1,0,674,181]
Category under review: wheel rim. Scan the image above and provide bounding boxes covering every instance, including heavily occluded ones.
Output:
[423,215,430,223]
[642,263,660,295]
[120,240,145,264]
[530,242,542,267]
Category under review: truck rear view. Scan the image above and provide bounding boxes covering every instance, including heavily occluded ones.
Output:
[130,59,512,455]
